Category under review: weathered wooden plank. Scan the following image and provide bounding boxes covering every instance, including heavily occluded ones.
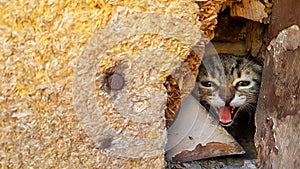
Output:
[266,0,300,43]
[255,24,300,169]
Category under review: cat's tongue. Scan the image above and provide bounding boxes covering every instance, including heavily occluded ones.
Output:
[217,107,232,124]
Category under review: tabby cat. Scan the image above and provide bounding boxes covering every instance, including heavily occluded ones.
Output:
[197,54,263,127]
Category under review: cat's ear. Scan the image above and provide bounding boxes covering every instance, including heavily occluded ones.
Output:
[253,56,264,66]
[246,54,264,66]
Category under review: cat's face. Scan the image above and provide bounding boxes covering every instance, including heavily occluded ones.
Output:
[197,55,262,126]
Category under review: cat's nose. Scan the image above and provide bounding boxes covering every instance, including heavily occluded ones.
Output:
[220,94,234,106]
[220,87,235,105]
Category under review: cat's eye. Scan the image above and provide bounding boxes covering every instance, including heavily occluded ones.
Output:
[201,81,216,87]
[236,80,251,87]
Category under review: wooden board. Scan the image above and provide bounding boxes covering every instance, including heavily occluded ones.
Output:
[255,24,300,169]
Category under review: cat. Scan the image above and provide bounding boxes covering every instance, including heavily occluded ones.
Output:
[197,54,263,127]
[196,54,263,158]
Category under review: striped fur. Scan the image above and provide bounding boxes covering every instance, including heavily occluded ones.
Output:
[197,54,262,126]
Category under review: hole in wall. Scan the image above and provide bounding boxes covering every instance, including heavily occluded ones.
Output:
[199,6,266,163]
[213,8,259,160]
[166,6,267,168]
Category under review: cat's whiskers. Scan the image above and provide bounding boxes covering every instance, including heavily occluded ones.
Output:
[238,103,256,124]
[197,54,262,127]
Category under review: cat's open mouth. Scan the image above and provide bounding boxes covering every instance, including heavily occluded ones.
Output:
[212,106,237,127]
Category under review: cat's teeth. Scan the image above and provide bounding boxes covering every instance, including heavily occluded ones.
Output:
[231,107,236,114]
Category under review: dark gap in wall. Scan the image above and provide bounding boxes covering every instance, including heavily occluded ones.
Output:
[210,7,267,161]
